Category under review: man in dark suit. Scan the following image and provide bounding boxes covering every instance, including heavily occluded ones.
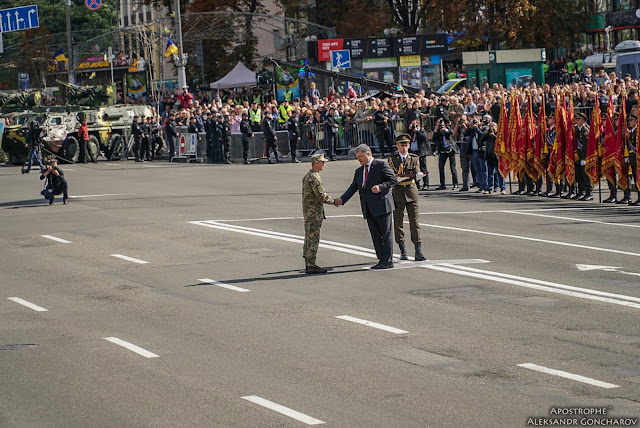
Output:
[335,144,398,269]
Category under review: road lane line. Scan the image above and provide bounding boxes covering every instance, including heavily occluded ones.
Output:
[192,220,640,309]
[418,222,640,258]
[198,278,250,292]
[335,315,408,334]
[110,254,149,264]
[517,363,619,389]
[506,210,640,228]
[41,235,71,244]
[69,193,129,198]
[424,265,640,309]
[103,337,159,358]
[362,259,491,270]
[241,396,325,425]
[7,297,48,312]
[450,265,640,304]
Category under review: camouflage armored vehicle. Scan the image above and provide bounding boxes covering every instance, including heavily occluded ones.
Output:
[1,92,42,164]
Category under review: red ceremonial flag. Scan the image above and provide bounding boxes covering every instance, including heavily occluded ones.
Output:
[585,97,602,185]
[637,121,640,190]
[564,95,576,186]
[523,94,537,178]
[615,97,628,190]
[601,102,617,186]
[549,95,565,182]
[509,95,523,173]
[533,97,547,179]
[495,98,510,178]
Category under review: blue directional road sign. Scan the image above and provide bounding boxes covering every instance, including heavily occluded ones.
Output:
[85,0,102,11]
[331,49,351,69]
[0,5,39,34]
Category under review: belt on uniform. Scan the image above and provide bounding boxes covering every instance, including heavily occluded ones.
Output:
[397,179,414,186]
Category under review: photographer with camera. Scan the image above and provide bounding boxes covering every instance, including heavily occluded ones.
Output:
[408,119,429,190]
[21,120,46,174]
[456,115,473,192]
[40,158,68,205]
[466,117,488,194]
[433,118,459,190]
[481,121,505,194]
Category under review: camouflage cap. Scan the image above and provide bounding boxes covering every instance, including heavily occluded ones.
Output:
[310,153,328,163]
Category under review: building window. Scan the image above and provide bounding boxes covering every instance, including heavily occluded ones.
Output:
[614,0,633,11]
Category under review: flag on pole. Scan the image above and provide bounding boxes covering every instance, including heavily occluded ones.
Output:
[495,98,510,178]
[601,97,617,186]
[523,93,537,178]
[508,94,522,174]
[549,95,565,182]
[533,97,546,179]
[585,97,602,185]
[615,96,628,190]
[165,38,178,57]
[564,95,576,186]
[54,48,67,63]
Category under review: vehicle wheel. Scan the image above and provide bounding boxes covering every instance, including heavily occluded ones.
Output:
[105,134,122,160]
[88,135,100,160]
[62,136,79,163]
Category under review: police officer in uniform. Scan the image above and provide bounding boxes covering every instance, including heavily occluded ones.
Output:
[388,134,426,261]
[131,115,143,162]
[302,153,336,274]
[240,111,254,164]
[374,102,393,157]
[140,116,152,161]
[262,114,278,163]
[164,111,178,160]
[575,112,593,201]
[217,114,232,164]
[287,109,301,163]
[325,106,339,161]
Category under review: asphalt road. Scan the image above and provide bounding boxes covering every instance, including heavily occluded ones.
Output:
[1,157,639,428]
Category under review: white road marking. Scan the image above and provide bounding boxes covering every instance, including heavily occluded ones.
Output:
[241,396,325,425]
[424,264,640,309]
[41,234,71,244]
[361,259,491,270]
[517,363,619,389]
[103,337,159,358]
[192,221,640,309]
[110,254,149,264]
[576,264,622,272]
[506,210,640,228]
[69,193,129,198]
[7,297,48,312]
[418,222,640,258]
[335,315,408,334]
[198,278,250,292]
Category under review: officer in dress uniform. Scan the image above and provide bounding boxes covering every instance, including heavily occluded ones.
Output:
[620,113,640,205]
[545,115,563,198]
[240,112,254,164]
[388,133,426,261]
[302,153,335,274]
[574,112,593,201]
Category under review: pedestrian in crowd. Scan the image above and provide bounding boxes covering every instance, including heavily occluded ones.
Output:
[387,134,426,261]
[456,115,473,191]
[433,118,459,190]
[466,118,488,193]
[177,86,193,109]
[302,153,336,274]
[287,109,302,163]
[40,158,68,205]
[334,144,398,270]
[481,121,504,194]
[262,113,278,164]
[240,111,253,164]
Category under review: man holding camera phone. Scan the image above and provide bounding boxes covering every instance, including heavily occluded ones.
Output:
[433,118,459,190]
[40,158,68,205]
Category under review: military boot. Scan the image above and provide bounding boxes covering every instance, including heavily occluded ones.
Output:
[414,243,426,261]
[305,265,328,274]
[617,189,631,204]
[398,242,408,260]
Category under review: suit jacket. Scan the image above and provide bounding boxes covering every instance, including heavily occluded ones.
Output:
[340,159,398,219]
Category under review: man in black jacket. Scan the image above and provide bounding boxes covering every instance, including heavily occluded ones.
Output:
[240,112,254,164]
[40,158,68,205]
[325,106,339,161]
[217,114,232,164]
[262,115,278,164]
[164,112,179,161]
[131,115,143,162]
[335,144,398,269]
[433,118,459,190]
[287,110,301,163]
[374,102,393,157]
[409,118,429,190]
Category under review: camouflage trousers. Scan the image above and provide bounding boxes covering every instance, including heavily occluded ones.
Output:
[303,216,323,266]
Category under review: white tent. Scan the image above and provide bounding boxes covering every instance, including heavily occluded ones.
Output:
[209,62,256,89]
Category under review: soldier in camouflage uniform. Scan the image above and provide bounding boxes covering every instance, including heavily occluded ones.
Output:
[302,153,336,274]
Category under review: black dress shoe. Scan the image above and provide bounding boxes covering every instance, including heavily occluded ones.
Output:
[582,195,594,201]
[436,185,446,190]
[452,185,459,190]
[616,197,631,204]
[512,190,522,195]
[603,196,617,203]
[539,192,548,197]
[631,200,640,206]
[529,191,539,196]
[548,192,561,198]
[458,187,469,192]
[371,262,394,270]
[577,194,586,201]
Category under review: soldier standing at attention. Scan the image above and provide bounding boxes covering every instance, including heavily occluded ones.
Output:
[287,109,301,163]
[240,111,253,164]
[302,153,336,274]
[131,115,143,162]
[388,134,426,261]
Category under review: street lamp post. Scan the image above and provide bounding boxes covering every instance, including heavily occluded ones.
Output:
[65,0,75,84]
[173,0,187,88]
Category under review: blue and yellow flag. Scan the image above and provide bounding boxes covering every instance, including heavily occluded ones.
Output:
[54,48,67,63]
[165,38,178,57]
[89,72,96,79]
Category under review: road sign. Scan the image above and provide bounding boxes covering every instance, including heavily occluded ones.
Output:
[0,5,39,34]
[179,135,186,154]
[331,50,351,69]
[85,0,102,11]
